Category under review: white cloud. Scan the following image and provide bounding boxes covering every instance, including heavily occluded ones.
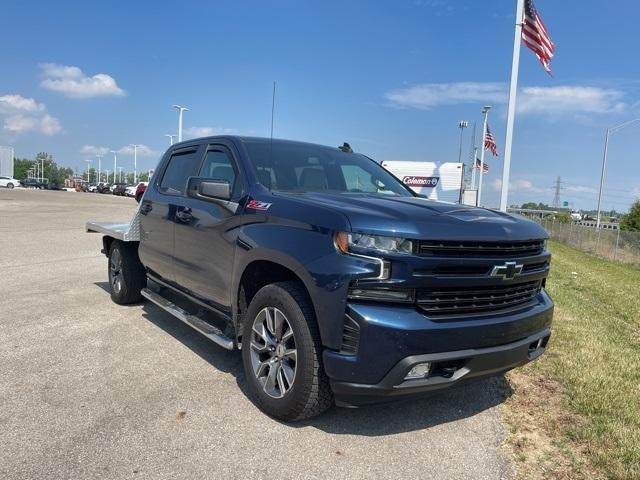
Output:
[384,82,627,116]
[518,86,625,115]
[80,145,110,156]
[116,144,158,156]
[565,184,597,194]
[0,94,61,135]
[384,82,506,109]
[492,178,547,193]
[40,63,125,99]
[183,126,238,139]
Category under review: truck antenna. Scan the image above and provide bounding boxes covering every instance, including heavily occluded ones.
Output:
[270,81,276,141]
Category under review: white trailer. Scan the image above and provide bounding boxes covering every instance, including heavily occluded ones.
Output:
[381,161,464,203]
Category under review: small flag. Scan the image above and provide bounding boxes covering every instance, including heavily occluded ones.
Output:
[522,0,555,75]
[475,158,489,174]
[484,126,499,157]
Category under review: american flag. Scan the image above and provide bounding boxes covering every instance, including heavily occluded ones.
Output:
[475,158,489,174]
[522,0,555,75]
[484,125,499,157]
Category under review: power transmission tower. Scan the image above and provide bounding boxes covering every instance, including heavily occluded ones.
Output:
[551,176,564,208]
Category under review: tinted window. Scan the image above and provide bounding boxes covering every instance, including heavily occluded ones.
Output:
[199,149,237,192]
[243,140,411,196]
[159,149,199,194]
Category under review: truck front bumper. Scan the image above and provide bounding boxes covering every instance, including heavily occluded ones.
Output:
[323,291,553,406]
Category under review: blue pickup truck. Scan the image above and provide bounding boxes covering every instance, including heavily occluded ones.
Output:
[87,136,553,421]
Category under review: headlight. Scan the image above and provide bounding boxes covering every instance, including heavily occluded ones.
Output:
[335,232,413,255]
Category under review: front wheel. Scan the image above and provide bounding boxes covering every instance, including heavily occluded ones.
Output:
[108,241,146,305]
[241,282,333,421]
[6,183,14,189]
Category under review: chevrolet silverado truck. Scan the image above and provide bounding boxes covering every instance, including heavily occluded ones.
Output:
[87,136,553,421]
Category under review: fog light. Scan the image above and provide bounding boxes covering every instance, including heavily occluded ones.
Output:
[404,362,431,380]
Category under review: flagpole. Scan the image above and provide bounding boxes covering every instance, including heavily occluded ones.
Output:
[477,106,491,207]
[499,0,525,212]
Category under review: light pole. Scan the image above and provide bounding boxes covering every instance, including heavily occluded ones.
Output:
[165,134,177,145]
[173,105,189,142]
[85,159,92,184]
[119,166,124,183]
[110,150,118,184]
[41,155,45,182]
[477,106,491,207]
[104,169,110,186]
[457,120,468,164]
[96,154,103,184]
[130,144,140,184]
[596,118,640,228]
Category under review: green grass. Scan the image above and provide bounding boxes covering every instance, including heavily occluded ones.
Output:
[528,240,640,478]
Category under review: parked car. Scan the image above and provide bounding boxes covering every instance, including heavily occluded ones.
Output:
[0,176,20,189]
[45,183,64,191]
[96,183,111,194]
[21,178,48,189]
[134,182,148,202]
[88,183,98,193]
[87,136,553,421]
[112,183,128,196]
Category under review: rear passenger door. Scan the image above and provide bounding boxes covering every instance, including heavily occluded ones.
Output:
[138,145,202,283]
[172,143,245,314]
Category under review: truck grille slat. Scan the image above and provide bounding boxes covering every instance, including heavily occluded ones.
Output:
[416,280,542,317]
[417,240,544,257]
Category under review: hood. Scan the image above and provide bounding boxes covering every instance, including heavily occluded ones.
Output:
[273,192,547,241]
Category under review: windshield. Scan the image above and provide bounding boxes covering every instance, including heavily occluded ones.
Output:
[242,139,413,197]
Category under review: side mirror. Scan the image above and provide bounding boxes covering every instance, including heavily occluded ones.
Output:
[187,177,231,201]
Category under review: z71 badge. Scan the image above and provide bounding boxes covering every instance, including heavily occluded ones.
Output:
[247,199,272,211]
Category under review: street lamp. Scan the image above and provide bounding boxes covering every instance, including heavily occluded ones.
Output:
[457,121,468,164]
[165,134,177,145]
[476,106,491,207]
[85,159,92,184]
[173,105,189,142]
[110,150,118,184]
[119,166,124,183]
[130,144,140,184]
[596,118,640,228]
[96,154,103,183]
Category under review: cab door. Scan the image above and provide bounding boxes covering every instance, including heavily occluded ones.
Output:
[172,143,245,314]
[138,145,202,282]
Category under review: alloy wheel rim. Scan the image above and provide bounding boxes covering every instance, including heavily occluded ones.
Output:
[249,307,297,399]
[110,249,122,294]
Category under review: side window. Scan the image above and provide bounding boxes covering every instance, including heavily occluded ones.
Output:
[199,149,239,196]
[340,165,377,193]
[159,149,199,194]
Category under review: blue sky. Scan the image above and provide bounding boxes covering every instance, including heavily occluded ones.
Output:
[2,0,639,211]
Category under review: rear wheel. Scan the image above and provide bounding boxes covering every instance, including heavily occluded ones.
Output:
[6,182,14,189]
[241,281,333,421]
[108,241,146,305]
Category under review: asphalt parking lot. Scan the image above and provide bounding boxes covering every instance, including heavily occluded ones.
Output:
[0,188,512,480]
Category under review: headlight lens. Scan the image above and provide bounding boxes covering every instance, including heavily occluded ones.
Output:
[338,232,413,255]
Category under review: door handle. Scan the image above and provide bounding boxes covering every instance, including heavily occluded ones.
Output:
[140,203,153,215]
[175,208,193,223]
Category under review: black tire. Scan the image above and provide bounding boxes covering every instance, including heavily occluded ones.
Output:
[7,182,14,189]
[241,281,333,421]
[108,241,146,305]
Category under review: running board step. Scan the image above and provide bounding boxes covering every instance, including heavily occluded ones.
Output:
[140,288,234,350]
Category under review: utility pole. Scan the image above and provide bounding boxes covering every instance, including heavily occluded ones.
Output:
[477,106,491,207]
[552,176,563,208]
[173,105,189,142]
[130,144,140,184]
[110,150,118,184]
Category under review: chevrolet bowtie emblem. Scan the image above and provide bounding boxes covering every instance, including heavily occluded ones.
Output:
[490,261,523,280]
